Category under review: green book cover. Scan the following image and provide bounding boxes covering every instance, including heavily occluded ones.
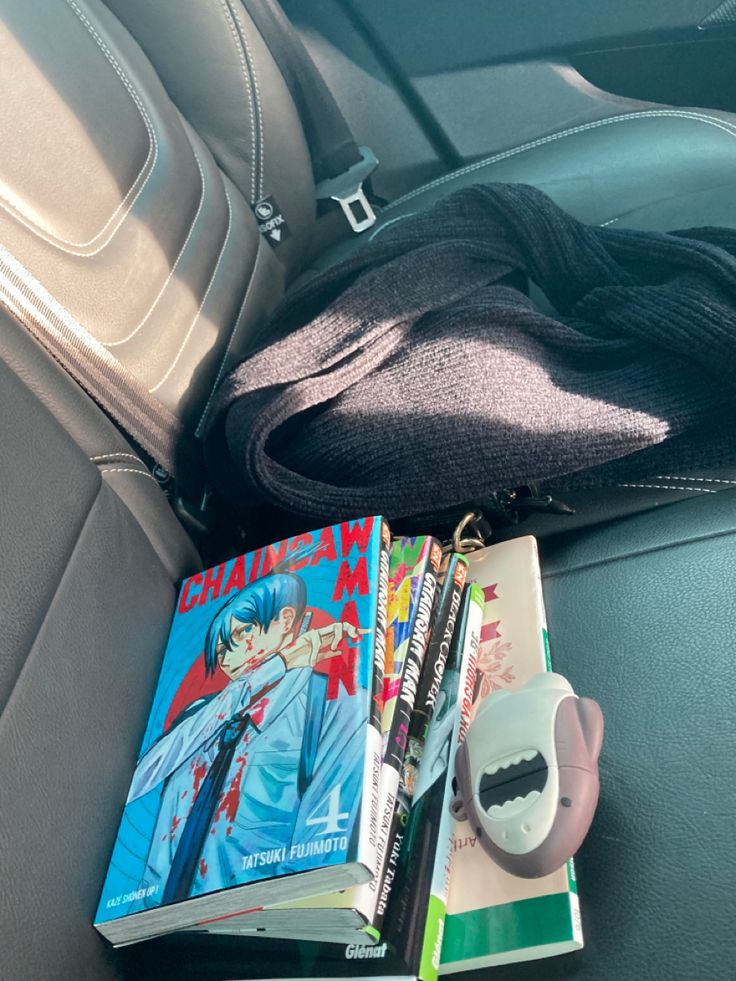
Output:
[439,536,583,973]
[413,581,483,981]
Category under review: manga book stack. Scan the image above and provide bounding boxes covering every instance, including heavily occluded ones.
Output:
[219,535,448,941]
[97,523,583,981]
[203,538,470,943]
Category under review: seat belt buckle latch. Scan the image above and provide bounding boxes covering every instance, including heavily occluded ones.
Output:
[315,145,379,233]
[334,186,376,234]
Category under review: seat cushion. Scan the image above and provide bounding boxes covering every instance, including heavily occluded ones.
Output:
[0,0,314,445]
[313,107,736,277]
[0,317,199,981]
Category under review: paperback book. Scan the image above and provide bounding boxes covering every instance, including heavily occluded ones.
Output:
[439,536,584,973]
[94,517,391,946]
[202,536,443,942]
[381,581,483,981]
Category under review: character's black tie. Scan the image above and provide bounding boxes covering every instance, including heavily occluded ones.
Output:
[162,711,255,905]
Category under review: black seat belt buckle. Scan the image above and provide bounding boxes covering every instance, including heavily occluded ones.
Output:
[315,145,379,233]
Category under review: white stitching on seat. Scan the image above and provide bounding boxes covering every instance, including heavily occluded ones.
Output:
[618,482,716,493]
[99,466,158,484]
[217,0,258,204]
[195,239,264,435]
[105,145,207,348]
[0,0,158,254]
[371,205,618,243]
[382,109,736,214]
[368,212,416,241]
[149,189,234,393]
[230,2,265,202]
[90,452,142,463]
[655,474,736,485]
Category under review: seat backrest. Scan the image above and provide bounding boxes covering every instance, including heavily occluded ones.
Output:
[0,0,316,440]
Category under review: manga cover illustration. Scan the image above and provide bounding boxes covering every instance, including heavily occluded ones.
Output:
[96,518,382,923]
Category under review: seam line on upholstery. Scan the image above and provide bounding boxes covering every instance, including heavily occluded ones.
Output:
[618,482,715,493]
[0,242,183,473]
[0,481,174,727]
[0,477,102,725]
[100,467,158,484]
[106,145,207,347]
[382,109,736,213]
[196,240,264,435]
[217,0,258,203]
[90,452,141,463]
[230,2,265,201]
[0,0,158,253]
[149,189,234,392]
[655,474,736,485]
[368,212,416,241]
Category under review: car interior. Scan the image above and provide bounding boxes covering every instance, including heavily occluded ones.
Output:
[2,1,735,979]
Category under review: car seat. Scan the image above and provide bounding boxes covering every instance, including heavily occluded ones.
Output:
[1,2,735,980]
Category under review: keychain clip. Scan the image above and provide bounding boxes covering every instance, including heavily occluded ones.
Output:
[449,510,491,554]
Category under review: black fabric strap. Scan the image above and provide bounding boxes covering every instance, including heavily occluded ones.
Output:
[239,0,363,183]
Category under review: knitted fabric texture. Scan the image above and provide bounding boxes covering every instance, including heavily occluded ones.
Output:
[205,183,736,521]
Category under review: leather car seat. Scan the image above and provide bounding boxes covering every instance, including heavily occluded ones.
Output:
[1,2,736,980]
[3,0,736,519]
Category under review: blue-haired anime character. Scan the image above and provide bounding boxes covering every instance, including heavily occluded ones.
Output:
[126,571,365,905]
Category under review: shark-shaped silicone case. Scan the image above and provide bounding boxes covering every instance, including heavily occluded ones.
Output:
[451,673,603,878]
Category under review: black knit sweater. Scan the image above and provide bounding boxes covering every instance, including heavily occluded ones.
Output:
[205,183,736,522]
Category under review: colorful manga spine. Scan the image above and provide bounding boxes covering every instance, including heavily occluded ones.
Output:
[359,537,442,936]
[356,519,392,912]
[373,551,469,935]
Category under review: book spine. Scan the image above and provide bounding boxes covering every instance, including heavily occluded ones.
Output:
[416,583,482,981]
[380,537,423,761]
[383,579,472,971]
[402,553,469,794]
[373,551,468,936]
[379,542,404,732]
[356,520,392,878]
[356,538,441,932]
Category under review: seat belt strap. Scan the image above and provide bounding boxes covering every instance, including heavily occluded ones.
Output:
[237,0,378,232]
[0,244,190,483]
